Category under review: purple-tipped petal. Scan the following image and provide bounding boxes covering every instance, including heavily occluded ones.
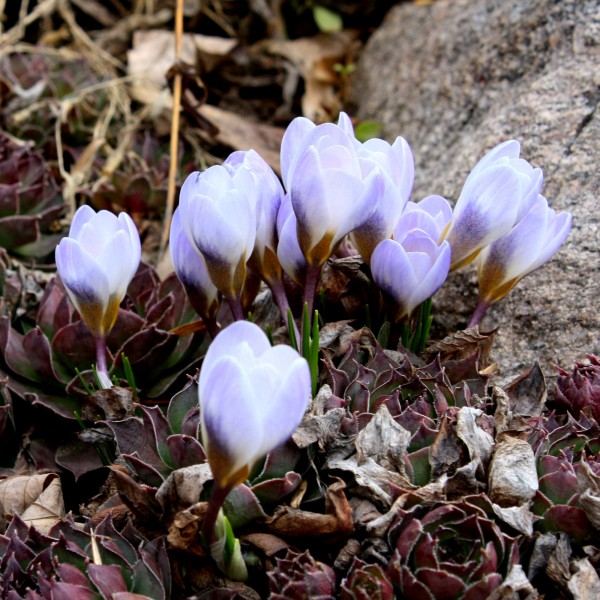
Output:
[170,208,220,319]
[477,194,572,304]
[371,235,450,320]
[446,141,545,269]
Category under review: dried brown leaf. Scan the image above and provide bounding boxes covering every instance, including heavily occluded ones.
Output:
[488,433,538,506]
[261,31,359,122]
[167,501,209,557]
[197,104,285,173]
[504,362,547,418]
[265,478,353,538]
[0,473,65,533]
[242,533,289,557]
[423,326,497,371]
[355,406,410,472]
[156,463,213,518]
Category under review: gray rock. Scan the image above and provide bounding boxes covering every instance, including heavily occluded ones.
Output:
[352,0,600,381]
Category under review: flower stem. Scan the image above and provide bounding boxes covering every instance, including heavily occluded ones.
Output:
[468,298,490,328]
[95,336,111,388]
[227,296,245,321]
[202,482,231,549]
[204,317,221,340]
[269,277,300,342]
[302,264,321,319]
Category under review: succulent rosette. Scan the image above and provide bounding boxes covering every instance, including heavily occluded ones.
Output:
[0,134,66,258]
[529,414,600,541]
[388,499,517,600]
[341,558,395,600]
[269,549,337,600]
[554,355,600,421]
[0,514,171,599]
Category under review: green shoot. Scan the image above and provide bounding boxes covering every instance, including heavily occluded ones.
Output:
[287,307,299,351]
[75,368,94,396]
[265,324,274,346]
[122,354,137,391]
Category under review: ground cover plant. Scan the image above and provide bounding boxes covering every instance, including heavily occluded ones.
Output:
[0,1,598,599]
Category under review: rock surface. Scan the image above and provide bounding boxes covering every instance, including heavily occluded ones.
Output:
[352,0,599,381]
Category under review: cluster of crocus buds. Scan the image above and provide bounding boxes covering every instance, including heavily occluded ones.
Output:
[53,112,572,580]
[167,115,570,333]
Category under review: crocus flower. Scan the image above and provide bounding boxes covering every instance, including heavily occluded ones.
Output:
[280,114,384,312]
[222,150,285,286]
[199,320,310,489]
[394,195,453,244]
[222,150,295,322]
[371,232,451,321]
[170,207,220,337]
[469,194,572,326]
[199,320,311,558]
[443,140,543,270]
[352,136,414,264]
[178,165,256,320]
[55,205,141,386]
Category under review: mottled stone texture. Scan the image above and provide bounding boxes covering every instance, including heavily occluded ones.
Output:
[352,0,599,380]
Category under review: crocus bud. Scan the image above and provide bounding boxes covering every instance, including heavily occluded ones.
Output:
[443,140,543,270]
[285,122,382,268]
[471,194,571,322]
[55,205,141,339]
[352,136,414,264]
[178,166,256,305]
[371,233,451,321]
[170,207,220,325]
[199,321,311,490]
[395,195,453,244]
[223,150,285,286]
[276,193,307,286]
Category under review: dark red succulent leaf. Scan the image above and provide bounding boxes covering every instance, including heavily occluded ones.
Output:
[268,549,337,600]
[340,558,394,600]
[387,498,515,600]
[555,355,600,421]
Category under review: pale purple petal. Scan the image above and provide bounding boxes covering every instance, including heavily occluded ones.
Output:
[281,116,316,189]
[371,239,419,308]
[407,240,451,313]
[56,237,110,311]
[336,112,356,138]
[446,164,533,267]
[477,195,572,302]
[200,355,262,479]
[465,140,520,180]
[95,230,137,299]
[118,211,142,279]
[69,204,96,238]
[277,210,306,284]
[170,208,219,316]
[200,321,271,401]
[257,356,311,457]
